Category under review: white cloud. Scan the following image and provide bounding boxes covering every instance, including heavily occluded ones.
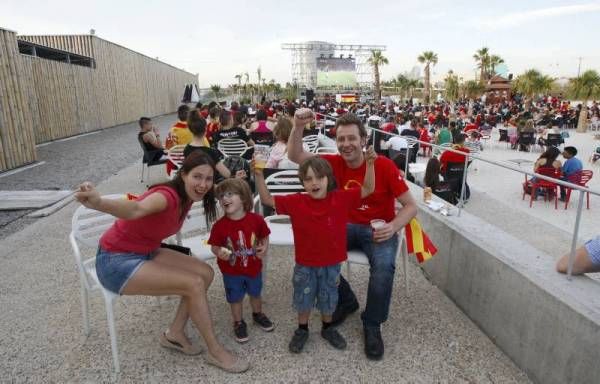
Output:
[476,3,600,30]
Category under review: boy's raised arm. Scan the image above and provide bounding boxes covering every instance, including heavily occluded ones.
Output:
[287,108,317,165]
[360,146,377,198]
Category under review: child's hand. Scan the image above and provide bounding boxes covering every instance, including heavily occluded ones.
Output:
[235,170,247,179]
[255,239,268,259]
[216,247,232,261]
[365,146,377,164]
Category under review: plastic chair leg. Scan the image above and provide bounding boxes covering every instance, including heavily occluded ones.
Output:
[140,162,145,183]
[81,287,90,336]
[104,294,120,373]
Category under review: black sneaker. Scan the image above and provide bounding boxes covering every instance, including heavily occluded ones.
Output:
[364,326,384,360]
[233,320,249,343]
[252,312,274,332]
[321,327,347,350]
[331,299,359,326]
[288,328,309,353]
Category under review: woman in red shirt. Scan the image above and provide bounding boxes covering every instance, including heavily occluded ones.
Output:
[74,152,248,373]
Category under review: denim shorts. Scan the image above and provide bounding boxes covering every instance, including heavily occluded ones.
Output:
[222,273,263,303]
[292,263,341,315]
[95,247,154,294]
[585,236,600,266]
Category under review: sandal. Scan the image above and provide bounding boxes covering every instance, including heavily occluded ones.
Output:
[205,352,250,373]
[159,332,202,355]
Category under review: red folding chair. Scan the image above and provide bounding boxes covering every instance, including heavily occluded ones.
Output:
[564,170,593,210]
[522,167,561,209]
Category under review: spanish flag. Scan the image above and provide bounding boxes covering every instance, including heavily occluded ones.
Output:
[404,218,438,263]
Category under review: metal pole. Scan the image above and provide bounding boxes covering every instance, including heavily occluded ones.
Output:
[404,143,410,179]
[458,154,469,217]
[567,191,585,280]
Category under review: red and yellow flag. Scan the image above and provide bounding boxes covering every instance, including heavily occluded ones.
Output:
[404,218,437,263]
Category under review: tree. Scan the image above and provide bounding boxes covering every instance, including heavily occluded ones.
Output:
[394,74,410,99]
[569,70,600,132]
[473,47,490,83]
[513,69,555,99]
[444,70,460,102]
[489,55,504,77]
[367,50,389,105]
[210,84,221,100]
[417,51,438,104]
[462,80,485,99]
[234,74,242,100]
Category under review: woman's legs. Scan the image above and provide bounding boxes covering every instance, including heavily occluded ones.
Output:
[121,249,236,367]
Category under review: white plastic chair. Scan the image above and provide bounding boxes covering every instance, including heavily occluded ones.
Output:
[315,147,338,154]
[346,228,409,295]
[217,138,248,157]
[302,135,319,153]
[69,194,124,373]
[253,169,304,215]
[174,201,217,261]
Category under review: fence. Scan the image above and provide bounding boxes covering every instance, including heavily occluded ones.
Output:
[0,27,198,171]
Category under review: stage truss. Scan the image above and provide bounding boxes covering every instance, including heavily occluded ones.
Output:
[282,42,386,91]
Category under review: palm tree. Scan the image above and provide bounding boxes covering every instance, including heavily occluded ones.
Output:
[367,50,389,105]
[417,51,438,104]
[395,74,410,99]
[407,79,421,100]
[473,47,490,83]
[462,80,485,99]
[489,55,504,78]
[234,74,242,99]
[444,70,460,102]
[210,84,221,100]
[256,66,262,98]
[513,69,554,99]
[570,70,600,132]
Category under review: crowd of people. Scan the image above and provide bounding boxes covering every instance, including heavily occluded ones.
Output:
[80,92,598,373]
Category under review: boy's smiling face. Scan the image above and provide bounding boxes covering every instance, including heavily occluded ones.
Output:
[302,166,328,200]
[218,191,245,218]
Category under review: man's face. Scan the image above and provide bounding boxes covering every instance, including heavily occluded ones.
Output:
[335,124,366,165]
[562,151,572,159]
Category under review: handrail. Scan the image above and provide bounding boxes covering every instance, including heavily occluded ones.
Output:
[310,111,596,280]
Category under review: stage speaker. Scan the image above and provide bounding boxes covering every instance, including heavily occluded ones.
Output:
[508,73,513,80]
[306,89,315,103]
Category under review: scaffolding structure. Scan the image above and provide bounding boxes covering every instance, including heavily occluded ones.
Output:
[281,42,386,91]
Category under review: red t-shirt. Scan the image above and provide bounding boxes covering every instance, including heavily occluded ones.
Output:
[206,122,220,143]
[208,212,270,277]
[439,146,470,173]
[275,189,361,267]
[99,186,190,254]
[321,155,409,225]
[464,123,478,133]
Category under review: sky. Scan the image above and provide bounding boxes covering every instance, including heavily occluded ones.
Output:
[2,0,600,88]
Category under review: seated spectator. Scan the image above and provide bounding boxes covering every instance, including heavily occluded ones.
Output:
[424,157,457,204]
[418,122,432,157]
[212,110,254,147]
[556,236,600,275]
[534,146,562,172]
[138,117,166,162]
[205,106,221,144]
[466,130,483,151]
[507,118,518,149]
[381,135,408,160]
[249,109,275,133]
[439,133,470,174]
[266,118,297,169]
[166,105,193,149]
[560,146,583,200]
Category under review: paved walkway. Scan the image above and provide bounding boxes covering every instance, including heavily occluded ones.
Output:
[0,153,530,382]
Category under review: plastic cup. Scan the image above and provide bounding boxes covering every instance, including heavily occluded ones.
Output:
[254,145,270,169]
[370,219,386,230]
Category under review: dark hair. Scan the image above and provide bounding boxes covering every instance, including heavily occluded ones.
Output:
[563,146,577,156]
[187,110,207,137]
[230,101,239,111]
[195,102,203,109]
[219,110,232,127]
[139,117,151,128]
[215,178,253,213]
[256,109,268,121]
[424,157,441,189]
[539,146,561,163]
[233,111,245,126]
[152,151,217,223]
[335,113,367,138]
[454,133,466,144]
[177,105,190,121]
[298,156,336,192]
[272,117,293,142]
[285,104,296,117]
[209,106,220,119]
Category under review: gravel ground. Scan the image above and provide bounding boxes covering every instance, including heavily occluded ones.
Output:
[0,160,531,383]
[0,114,176,240]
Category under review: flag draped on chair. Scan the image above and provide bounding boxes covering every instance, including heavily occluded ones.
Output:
[404,218,437,263]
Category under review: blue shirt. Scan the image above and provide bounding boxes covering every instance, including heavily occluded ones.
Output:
[562,157,582,177]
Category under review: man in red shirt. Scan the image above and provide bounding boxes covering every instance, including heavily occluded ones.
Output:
[288,110,417,360]
[439,133,470,174]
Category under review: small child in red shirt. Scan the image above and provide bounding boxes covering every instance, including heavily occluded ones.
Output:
[208,179,272,343]
[254,150,376,353]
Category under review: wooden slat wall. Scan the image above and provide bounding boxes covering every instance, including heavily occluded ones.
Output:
[0,29,37,171]
[0,29,197,171]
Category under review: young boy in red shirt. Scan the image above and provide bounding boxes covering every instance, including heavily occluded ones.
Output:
[208,179,273,343]
[254,151,376,353]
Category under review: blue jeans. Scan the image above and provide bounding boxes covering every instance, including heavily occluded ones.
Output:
[339,223,398,328]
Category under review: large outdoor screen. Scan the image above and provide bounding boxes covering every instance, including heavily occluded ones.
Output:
[316,57,357,87]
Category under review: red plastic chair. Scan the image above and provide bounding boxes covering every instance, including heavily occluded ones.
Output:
[564,170,593,210]
[522,167,561,209]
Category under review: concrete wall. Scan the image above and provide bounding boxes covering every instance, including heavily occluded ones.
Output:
[409,184,600,384]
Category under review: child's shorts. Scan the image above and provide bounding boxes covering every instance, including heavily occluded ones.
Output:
[222,273,262,303]
[292,263,341,315]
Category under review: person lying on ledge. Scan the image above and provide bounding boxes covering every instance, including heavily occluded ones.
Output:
[556,236,600,275]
